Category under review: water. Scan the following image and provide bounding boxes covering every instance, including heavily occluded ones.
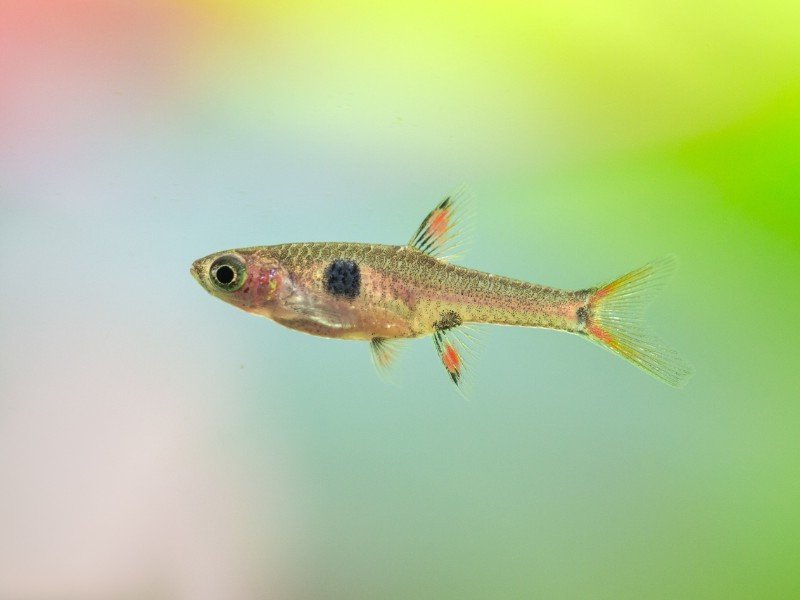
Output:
[1,2,799,598]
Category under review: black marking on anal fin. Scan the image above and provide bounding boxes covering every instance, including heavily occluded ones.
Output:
[433,309,462,332]
[324,259,361,299]
[432,323,473,392]
[433,329,463,386]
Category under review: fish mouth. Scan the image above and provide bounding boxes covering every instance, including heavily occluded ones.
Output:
[190,260,203,283]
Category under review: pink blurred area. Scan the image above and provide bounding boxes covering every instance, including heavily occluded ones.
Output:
[0,341,299,588]
[0,4,299,598]
[0,1,196,204]
[0,1,188,115]
[0,318,299,599]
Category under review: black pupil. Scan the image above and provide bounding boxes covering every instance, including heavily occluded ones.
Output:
[216,265,235,285]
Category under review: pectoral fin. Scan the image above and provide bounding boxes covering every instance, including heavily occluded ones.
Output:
[284,287,354,330]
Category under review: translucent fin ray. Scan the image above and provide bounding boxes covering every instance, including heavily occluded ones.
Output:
[586,255,692,387]
[432,322,484,397]
[369,337,405,380]
[408,186,475,261]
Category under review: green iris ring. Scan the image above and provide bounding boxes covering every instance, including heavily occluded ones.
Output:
[210,255,247,292]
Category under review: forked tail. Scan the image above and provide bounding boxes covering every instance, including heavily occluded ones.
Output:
[583,255,691,387]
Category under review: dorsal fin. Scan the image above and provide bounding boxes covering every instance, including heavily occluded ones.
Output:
[408,186,474,261]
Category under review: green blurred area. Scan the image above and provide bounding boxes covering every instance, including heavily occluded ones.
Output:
[212,5,800,596]
[281,118,800,598]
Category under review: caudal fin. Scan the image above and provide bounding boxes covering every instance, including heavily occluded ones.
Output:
[584,255,692,387]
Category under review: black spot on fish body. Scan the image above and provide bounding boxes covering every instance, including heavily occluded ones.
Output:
[324,259,361,299]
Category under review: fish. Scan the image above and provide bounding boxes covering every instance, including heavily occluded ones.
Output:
[191,188,691,390]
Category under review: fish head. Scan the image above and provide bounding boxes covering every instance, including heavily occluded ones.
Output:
[190,248,291,315]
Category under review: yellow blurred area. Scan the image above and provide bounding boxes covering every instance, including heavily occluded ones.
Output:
[182,0,800,164]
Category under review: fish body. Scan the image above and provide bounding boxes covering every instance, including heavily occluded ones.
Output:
[191,190,691,389]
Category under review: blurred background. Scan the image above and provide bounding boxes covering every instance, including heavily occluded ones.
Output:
[1,1,798,598]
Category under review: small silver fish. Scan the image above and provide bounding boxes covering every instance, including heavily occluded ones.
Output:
[192,188,691,390]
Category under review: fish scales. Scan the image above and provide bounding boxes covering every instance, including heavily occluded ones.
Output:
[264,242,585,337]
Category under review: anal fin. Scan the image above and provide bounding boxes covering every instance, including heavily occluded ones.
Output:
[432,311,483,395]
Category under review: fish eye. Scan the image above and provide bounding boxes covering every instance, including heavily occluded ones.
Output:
[210,255,246,292]
[216,265,235,284]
